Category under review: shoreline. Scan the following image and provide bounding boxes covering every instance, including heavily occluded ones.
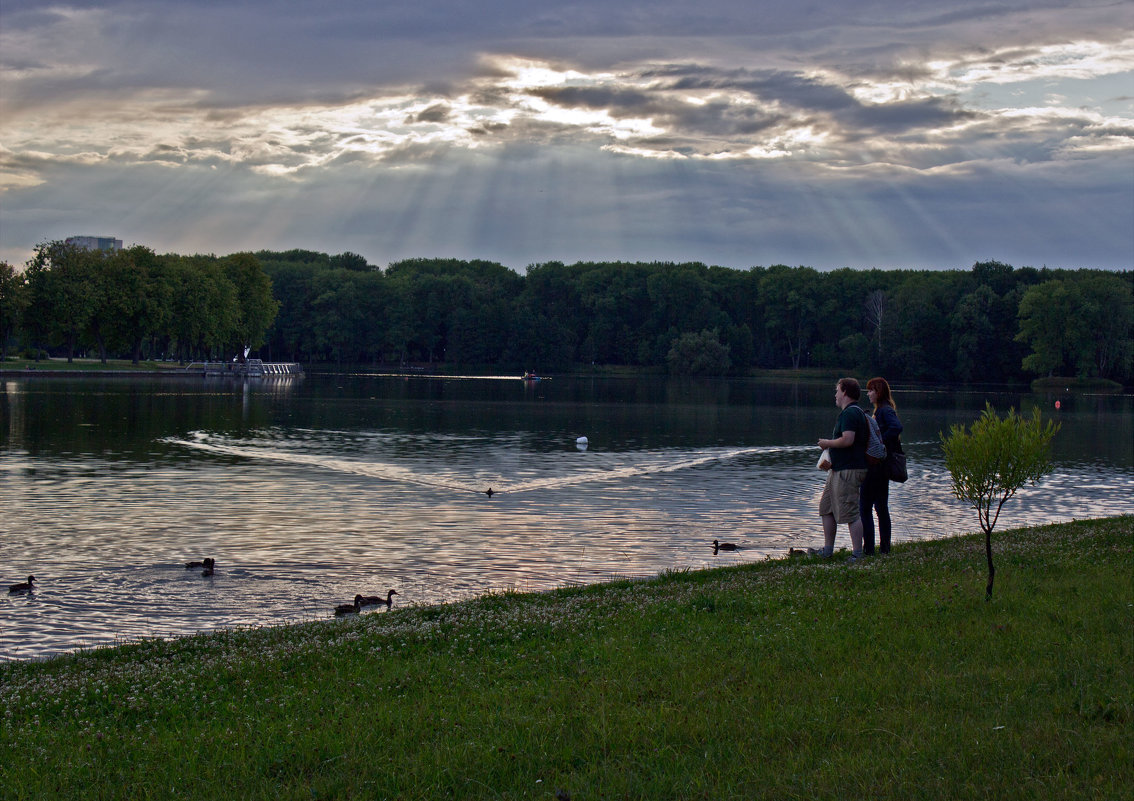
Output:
[5,515,1130,665]
[4,364,1130,392]
[2,516,1130,799]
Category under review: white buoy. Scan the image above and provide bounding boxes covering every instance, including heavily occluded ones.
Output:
[576,435,588,451]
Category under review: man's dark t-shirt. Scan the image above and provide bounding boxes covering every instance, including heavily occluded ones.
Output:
[830,405,869,471]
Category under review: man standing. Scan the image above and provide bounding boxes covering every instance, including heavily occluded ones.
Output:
[813,377,869,561]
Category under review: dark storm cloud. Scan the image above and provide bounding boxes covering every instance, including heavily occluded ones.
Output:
[528,86,654,112]
[847,97,977,134]
[529,65,976,144]
[0,0,1131,269]
[407,103,453,124]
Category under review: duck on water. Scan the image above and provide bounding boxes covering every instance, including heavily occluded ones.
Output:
[335,590,399,616]
[358,589,398,608]
[334,597,362,616]
[8,575,35,594]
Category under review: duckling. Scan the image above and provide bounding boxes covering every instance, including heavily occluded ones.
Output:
[358,589,398,608]
[8,575,35,594]
[185,557,215,569]
[485,487,495,497]
[334,597,361,616]
[712,539,738,553]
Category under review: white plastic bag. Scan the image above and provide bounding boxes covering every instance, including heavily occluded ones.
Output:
[817,449,831,470]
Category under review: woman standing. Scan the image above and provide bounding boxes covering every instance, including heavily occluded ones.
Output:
[860,377,903,555]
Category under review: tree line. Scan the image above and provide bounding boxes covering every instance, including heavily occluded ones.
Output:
[256,251,1133,382]
[0,241,278,365]
[2,243,1131,383]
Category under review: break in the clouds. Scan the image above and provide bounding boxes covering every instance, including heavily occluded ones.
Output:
[1,0,1132,270]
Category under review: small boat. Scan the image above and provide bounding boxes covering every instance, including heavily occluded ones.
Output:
[522,372,547,381]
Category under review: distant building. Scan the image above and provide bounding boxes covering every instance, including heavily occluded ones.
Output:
[65,235,123,252]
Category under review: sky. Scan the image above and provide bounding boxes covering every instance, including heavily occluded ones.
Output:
[1,0,1132,272]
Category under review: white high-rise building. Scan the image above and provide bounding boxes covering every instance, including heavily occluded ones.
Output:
[65,235,123,252]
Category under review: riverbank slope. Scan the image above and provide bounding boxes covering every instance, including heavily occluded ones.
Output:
[1,516,1131,799]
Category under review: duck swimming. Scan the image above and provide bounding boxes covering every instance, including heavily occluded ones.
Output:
[358,589,398,608]
[334,597,361,616]
[8,576,35,594]
[484,488,495,497]
[712,540,738,553]
[185,558,215,569]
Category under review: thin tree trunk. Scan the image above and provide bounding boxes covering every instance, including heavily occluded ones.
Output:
[985,527,996,600]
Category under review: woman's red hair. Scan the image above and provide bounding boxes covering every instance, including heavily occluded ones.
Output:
[867,377,895,410]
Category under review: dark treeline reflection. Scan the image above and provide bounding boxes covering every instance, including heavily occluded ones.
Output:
[2,378,280,458]
[4,375,1130,468]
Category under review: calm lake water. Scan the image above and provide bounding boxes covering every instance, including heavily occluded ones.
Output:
[2,372,1132,660]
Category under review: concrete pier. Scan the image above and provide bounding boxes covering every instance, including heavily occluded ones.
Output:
[185,359,303,377]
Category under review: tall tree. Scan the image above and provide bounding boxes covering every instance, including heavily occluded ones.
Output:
[1015,280,1085,377]
[864,289,886,357]
[223,252,280,359]
[1076,273,1133,380]
[24,241,101,362]
[308,270,368,364]
[164,256,239,362]
[0,262,28,362]
[950,286,998,382]
[759,265,818,369]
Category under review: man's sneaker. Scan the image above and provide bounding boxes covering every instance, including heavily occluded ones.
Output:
[846,553,861,564]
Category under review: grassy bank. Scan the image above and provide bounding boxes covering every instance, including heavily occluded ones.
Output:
[0,356,185,374]
[2,517,1130,800]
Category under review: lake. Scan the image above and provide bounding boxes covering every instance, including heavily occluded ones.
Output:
[2,372,1131,660]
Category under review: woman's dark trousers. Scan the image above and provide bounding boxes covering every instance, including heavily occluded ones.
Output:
[860,464,891,555]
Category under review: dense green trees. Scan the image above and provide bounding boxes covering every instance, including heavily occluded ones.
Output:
[666,329,731,375]
[254,255,1134,381]
[5,243,1131,384]
[10,242,279,364]
[1016,274,1133,379]
[0,261,28,362]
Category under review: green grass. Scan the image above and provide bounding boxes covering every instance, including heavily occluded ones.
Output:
[2,517,1130,800]
[0,356,185,372]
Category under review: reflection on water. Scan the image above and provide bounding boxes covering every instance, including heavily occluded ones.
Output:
[2,374,1132,660]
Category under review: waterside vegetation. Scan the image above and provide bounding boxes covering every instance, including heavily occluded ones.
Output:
[2,516,1130,799]
[3,249,1131,383]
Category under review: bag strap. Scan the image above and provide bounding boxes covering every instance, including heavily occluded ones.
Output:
[848,405,871,445]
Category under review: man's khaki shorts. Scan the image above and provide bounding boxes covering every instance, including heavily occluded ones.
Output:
[819,468,868,523]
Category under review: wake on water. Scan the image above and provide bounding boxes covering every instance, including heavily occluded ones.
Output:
[166,431,814,495]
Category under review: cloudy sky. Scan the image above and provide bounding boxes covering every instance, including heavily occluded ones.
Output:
[1,0,1132,272]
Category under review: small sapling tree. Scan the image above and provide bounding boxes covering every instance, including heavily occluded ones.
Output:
[941,403,1060,600]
